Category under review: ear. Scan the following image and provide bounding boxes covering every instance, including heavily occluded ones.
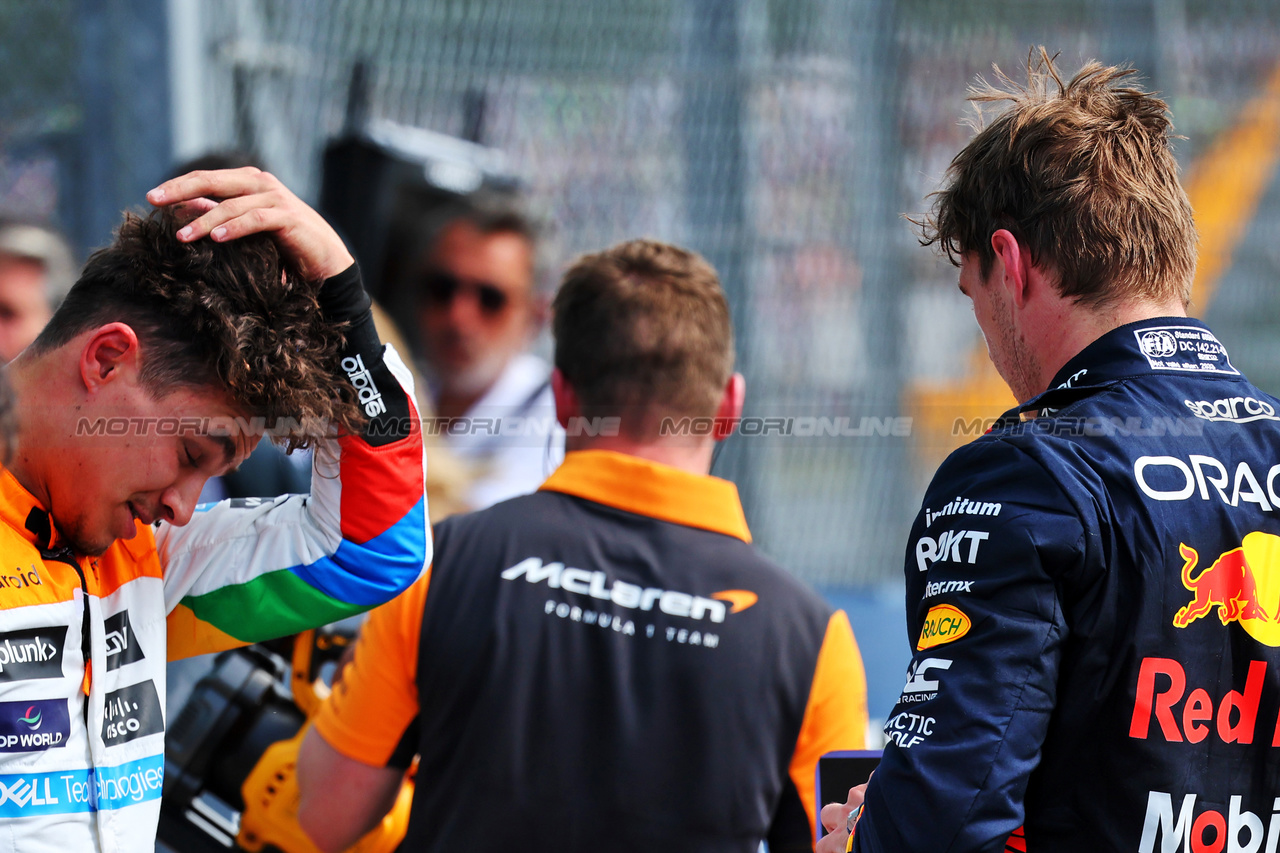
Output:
[990,229,1034,309]
[551,367,579,430]
[79,323,141,393]
[712,372,745,441]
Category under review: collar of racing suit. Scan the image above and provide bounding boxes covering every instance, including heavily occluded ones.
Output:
[539,449,753,543]
[1047,316,1233,391]
[1000,316,1238,426]
[0,467,63,551]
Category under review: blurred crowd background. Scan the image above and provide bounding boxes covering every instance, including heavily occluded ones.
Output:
[7,0,1280,719]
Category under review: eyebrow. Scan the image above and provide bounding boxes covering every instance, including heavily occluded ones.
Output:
[211,434,240,473]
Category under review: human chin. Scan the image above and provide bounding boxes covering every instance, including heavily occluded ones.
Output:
[54,515,118,557]
[443,353,507,398]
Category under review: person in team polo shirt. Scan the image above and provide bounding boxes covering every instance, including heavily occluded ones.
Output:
[296,239,869,852]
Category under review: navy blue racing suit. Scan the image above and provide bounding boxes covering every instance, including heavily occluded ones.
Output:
[852,318,1280,853]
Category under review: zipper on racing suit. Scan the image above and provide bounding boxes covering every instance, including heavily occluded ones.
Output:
[26,507,94,722]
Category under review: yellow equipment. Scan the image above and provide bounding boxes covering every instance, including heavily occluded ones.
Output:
[236,630,414,853]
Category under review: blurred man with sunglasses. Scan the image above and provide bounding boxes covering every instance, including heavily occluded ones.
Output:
[412,193,563,509]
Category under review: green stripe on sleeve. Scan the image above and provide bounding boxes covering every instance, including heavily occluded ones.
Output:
[178,569,367,644]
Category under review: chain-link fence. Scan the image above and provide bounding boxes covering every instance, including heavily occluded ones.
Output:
[8,0,1280,589]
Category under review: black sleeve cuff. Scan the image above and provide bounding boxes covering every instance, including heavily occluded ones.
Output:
[318,262,371,324]
[319,263,383,365]
[321,263,413,445]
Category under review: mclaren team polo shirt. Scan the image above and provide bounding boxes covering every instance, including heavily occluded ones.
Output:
[315,449,868,852]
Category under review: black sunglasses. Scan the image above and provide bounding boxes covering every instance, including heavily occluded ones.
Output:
[420,271,510,316]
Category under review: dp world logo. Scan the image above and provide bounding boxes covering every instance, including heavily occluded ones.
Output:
[0,699,68,752]
[17,708,40,731]
[1139,330,1178,359]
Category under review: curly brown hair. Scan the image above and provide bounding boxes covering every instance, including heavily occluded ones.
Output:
[32,208,361,450]
[920,47,1197,309]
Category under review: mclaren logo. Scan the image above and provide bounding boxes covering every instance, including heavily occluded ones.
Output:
[501,557,757,623]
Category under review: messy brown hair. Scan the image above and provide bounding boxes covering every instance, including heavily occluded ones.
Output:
[553,239,733,439]
[920,47,1197,309]
[31,208,360,450]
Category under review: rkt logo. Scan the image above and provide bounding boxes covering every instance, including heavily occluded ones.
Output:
[1174,533,1280,646]
[1140,791,1280,853]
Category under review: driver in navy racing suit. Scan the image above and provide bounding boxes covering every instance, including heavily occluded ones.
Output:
[818,50,1280,853]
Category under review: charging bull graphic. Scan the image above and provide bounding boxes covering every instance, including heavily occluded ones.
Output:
[1174,532,1280,645]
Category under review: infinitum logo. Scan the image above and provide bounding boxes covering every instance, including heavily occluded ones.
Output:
[501,557,757,623]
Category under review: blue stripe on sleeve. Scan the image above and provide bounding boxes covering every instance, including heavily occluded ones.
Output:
[287,496,427,606]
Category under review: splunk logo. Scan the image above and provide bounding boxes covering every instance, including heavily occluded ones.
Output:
[0,699,68,752]
[500,557,757,623]
[1140,791,1280,853]
[0,627,65,682]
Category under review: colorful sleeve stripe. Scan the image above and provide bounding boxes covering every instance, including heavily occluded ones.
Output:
[290,496,427,606]
[337,411,424,545]
[174,567,372,647]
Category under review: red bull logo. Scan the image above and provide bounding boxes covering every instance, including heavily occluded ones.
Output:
[1173,533,1280,645]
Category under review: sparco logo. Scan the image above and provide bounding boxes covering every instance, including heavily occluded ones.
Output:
[1183,396,1280,424]
[342,354,387,418]
[103,611,143,672]
[1140,791,1279,853]
[501,557,756,623]
[0,627,65,682]
[101,681,164,746]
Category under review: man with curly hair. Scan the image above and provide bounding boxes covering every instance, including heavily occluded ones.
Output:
[820,49,1280,852]
[0,168,428,852]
